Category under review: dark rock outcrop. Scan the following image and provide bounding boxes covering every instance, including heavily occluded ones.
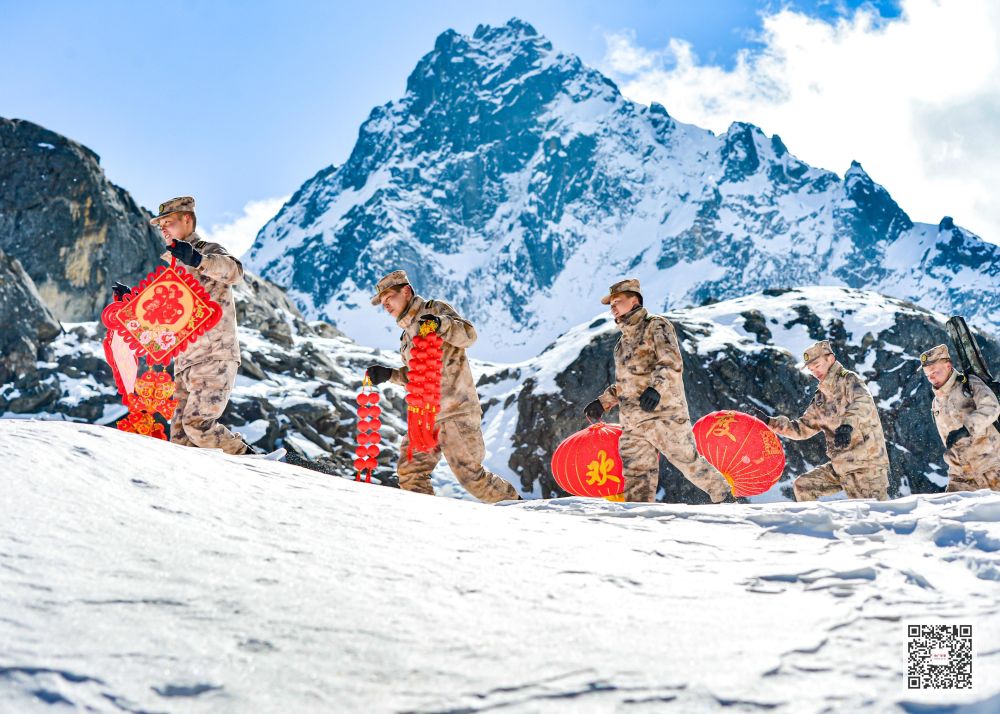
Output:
[0,117,163,322]
[0,247,61,397]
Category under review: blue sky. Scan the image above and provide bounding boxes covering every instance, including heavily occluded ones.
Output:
[13,0,983,250]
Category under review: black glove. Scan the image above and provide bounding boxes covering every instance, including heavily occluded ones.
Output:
[419,314,441,331]
[945,426,971,449]
[112,281,132,301]
[639,386,661,412]
[167,240,204,268]
[749,406,770,423]
[366,365,393,386]
[833,424,853,449]
[584,399,605,421]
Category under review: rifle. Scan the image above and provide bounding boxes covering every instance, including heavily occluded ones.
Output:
[945,316,1000,432]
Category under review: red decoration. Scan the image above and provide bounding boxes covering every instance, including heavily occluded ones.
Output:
[102,258,220,443]
[693,410,785,497]
[405,322,443,460]
[125,371,179,420]
[103,329,139,397]
[101,259,222,365]
[354,377,382,483]
[116,411,167,440]
[550,422,625,501]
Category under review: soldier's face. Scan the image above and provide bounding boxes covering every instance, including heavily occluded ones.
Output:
[157,213,194,242]
[923,360,953,389]
[380,286,412,318]
[609,293,639,320]
[806,353,836,381]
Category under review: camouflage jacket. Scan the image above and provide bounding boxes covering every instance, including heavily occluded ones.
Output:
[389,294,481,422]
[931,371,1000,475]
[598,306,691,429]
[160,232,244,370]
[768,361,889,471]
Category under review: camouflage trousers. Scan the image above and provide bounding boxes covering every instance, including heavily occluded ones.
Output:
[946,468,1000,492]
[170,360,248,455]
[793,462,889,501]
[397,413,518,503]
[618,418,732,503]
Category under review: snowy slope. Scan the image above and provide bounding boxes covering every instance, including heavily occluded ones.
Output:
[1,419,998,713]
[247,19,1000,361]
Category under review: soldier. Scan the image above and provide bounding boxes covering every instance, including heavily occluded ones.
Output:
[583,279,732,503]
[365,270,520,503]
[920,344,1000,491]
[753,340,889,501]
[133,196,262,456]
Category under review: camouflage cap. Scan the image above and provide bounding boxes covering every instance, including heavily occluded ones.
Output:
[920,344,951,366]
[600,278,642,305]
[370,269,411,305]
[803,340,834,364]
[149,196,196,225]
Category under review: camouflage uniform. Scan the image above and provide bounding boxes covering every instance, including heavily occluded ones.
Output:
[371,271,518,503]
[596,279,731,503]
[767,341,890,501]
[150,197,248,455]
[922,344,1000,491]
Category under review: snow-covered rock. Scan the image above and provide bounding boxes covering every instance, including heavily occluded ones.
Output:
[0,419,997,712]
[477,286,1000,501]
[247,19,1000,361]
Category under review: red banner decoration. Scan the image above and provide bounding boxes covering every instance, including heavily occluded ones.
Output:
[101,258,220,442]
[125,370,179,420]
[405,322,442,459]
[550,422,625,501]
[101,260,222,365]
[103,330,139,397]
[693,410,785,497]
[355,376,382,483]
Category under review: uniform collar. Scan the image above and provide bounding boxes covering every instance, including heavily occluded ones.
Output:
[817,360,844,395]
[933,369,959,398]
[617,305,647,333]
[397,294,426,329]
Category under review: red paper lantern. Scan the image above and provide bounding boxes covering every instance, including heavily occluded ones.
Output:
[692,410,785,497]
[125,370,179,419]
[550,422,625,501]
[116,411,167,440]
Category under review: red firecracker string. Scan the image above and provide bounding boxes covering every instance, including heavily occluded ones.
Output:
[405,321,443,460]
[355,374,382,483]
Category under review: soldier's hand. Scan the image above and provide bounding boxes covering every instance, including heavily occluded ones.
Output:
[584,399,605,421]
[749,406,770,424]
[112,281,132,301]
[366,365,393,386]
[833,424,853,449]
[639,386,661,412]
[167,240,204,268]
[419,314,441,332]
[945,426,971,449]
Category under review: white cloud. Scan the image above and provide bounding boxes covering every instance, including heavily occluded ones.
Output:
[203,196,290,258]
[602,0,1000,243]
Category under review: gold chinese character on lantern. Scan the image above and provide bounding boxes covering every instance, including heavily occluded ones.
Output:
[586,450,620,486]
[708,412,738,443]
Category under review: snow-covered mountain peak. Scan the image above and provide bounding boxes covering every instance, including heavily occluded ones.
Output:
[247,20,1000,361]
